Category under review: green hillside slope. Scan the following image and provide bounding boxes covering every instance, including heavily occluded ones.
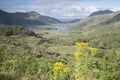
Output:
[68,11,120,50]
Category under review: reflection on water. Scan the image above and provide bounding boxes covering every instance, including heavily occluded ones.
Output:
[27,24,68,31]
[55,26,67,31]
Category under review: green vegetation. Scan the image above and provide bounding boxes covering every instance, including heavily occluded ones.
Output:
[0,26,36,36]
[0,11,120,80]
[0,25,74,80]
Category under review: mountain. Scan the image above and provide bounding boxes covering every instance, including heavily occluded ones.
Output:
[0,9,8,14]
[0,9,61,26]
[69,11,120,49]
[89,10,113,17]
[72,11,119,29]
[102,12,120,25]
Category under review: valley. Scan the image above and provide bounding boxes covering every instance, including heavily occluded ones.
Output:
[0,9,120,80]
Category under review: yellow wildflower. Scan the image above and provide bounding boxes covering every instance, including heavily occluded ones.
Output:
[54,62,64,67]
[63,68,71,73]
[74,51,83,57]
[52,67,60,71]
[89,48,98,51]
[75,42,88,47]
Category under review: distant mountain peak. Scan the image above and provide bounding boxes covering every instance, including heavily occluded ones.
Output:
[0,9,8,14]
[89,10,113,17]
[0,9,61,26]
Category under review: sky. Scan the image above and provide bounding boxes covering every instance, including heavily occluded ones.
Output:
[0,0,120,19]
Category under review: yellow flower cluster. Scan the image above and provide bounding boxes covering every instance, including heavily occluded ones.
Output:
[89,48,98,51]
[52,62,64,71]
[63,68,71,73]
[74,51,83,57]
[75,42,88,47]
[52,62,71,73]
[54,62,64,67]
[52,66,60,71]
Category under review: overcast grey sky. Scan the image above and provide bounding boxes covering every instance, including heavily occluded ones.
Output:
[0,0,120,19]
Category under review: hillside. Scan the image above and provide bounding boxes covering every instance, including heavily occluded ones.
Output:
[102,12,120,25]
[0,9,61,26]
[71,11,119,29]
[0,26,37,36]
[0,10,120,80]
[68,11,120,50]
[89,10,113,17]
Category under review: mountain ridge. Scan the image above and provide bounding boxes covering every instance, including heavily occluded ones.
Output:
[0,9,61,26]
[89,10,113,17]
[72,11,120,29]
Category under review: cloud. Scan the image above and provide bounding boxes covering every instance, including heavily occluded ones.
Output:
[110,7,120,12]
[0,0,120,19]
[27,0,103,19]
[49,5,99,19]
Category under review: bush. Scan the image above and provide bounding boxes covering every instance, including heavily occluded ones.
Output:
[0,26,36,36]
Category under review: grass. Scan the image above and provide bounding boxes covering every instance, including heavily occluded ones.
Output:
[24,36,42,47]
[1,11,120,80]
[47,46,77,54]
